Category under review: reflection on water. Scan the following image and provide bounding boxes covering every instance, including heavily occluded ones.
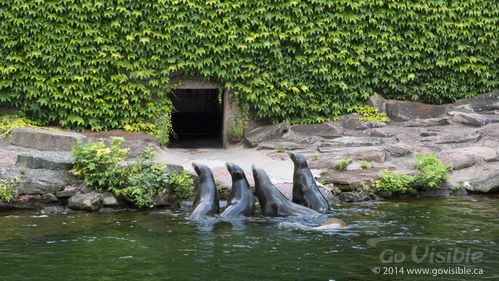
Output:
[0,196,498,281]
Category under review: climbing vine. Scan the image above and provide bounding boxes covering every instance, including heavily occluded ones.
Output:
[0,0,498,128]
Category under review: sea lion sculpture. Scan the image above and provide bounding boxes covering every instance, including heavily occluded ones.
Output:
[189,163,220,219]
[220,163,255,217]
[252,166,320,217]
[289,152,330,213]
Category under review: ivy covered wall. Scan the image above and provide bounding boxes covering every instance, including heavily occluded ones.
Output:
[0,0,498,129]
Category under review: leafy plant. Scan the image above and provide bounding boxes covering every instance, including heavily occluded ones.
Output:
[351,105,390,123]
[360,161,371,170]
[1,1,496,129]
[71,139,176,207]
[0,177,20,202]
[373,153,449,194]
[334,159,350,171]
[373,170,416,194]
[155,113,174,147]
[0,114,47,139]
[71,137,128,191]
[168,170,194,199]
[414,154,449,189]
[112,145,169,207]
[276,146,286,153]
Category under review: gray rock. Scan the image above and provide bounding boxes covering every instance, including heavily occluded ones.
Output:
[446,163,499,193]
[320,136,393,149]
[339,114,364,129]
[68,192,103,211]
[11,128,87,151]
[0,149,18,167]
[368,94,387,113]
[0,167,73,195]
[437,151,477,170]
[420,129,440,137]
[309,147,386,169]
[422,132,481,145]
[41,205,68,215]
[402,118,449,127]
[452,91,499,113]
[385,100,449,121]
[383,144,413,158]
[450,111,499,127]
[354,122,387,130]
[257,140,307,151]
[288,122,343,139]
[102,192,119,207]
[317,185,340,205]
[339,192,370,202]
[16,151,73,170]
[479,123,499,139]
[40,193,59,203]
[55,186,79,198]
[244,124,289,147]
[367,128,394,138]
[153,191,181,208]
[319,168,383,190]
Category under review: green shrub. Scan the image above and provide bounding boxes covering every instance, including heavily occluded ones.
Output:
[71,139,172,207]
[373,154,449,194]
[0,177,19,202]
[71,137,128,191]
[275,147,286,153]
[113,145,169,207]
[1,1,497,128]
[360,161,371,170]
[168,170,194,200]
[352,105,390,123]
[334,159,350,171]
[373,170,416,194]
[0,114,45,139]
[414,154,449,189]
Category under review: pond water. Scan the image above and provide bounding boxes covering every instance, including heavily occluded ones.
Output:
[1,196,498,281]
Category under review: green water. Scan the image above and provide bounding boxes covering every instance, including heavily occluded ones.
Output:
[1,196,498,281]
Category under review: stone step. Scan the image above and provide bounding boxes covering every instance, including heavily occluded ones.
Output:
[16,151,73,170]
[11,128,87,151]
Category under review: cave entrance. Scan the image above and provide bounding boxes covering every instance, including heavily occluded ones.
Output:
[169,88,224,148]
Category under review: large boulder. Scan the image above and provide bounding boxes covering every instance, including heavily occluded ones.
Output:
[308,147,386,169]
[0,167,72,195]
[11,128,87,151]
[319,168,384,191]
[402,118,449,127]
[0,148,17,167]
[16,151,73,170]
[437,146,497,170]
[385,100,449,121]
[446,163,499,193]
[452,91,499,113]
[287,122,343,138]
[68,192,103,211]
[449,111,499,127]
[244,124,289,147]
[319,136,395,149]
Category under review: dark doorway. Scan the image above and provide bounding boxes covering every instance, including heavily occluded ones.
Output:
[169,89,223,148]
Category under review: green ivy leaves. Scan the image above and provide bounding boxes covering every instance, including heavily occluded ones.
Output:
[0,0,498,128]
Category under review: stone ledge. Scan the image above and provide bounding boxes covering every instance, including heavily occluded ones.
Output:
[11,128,87,151]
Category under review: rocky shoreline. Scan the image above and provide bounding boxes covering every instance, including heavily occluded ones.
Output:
[1,91,498,213]
[245,91,499,202]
